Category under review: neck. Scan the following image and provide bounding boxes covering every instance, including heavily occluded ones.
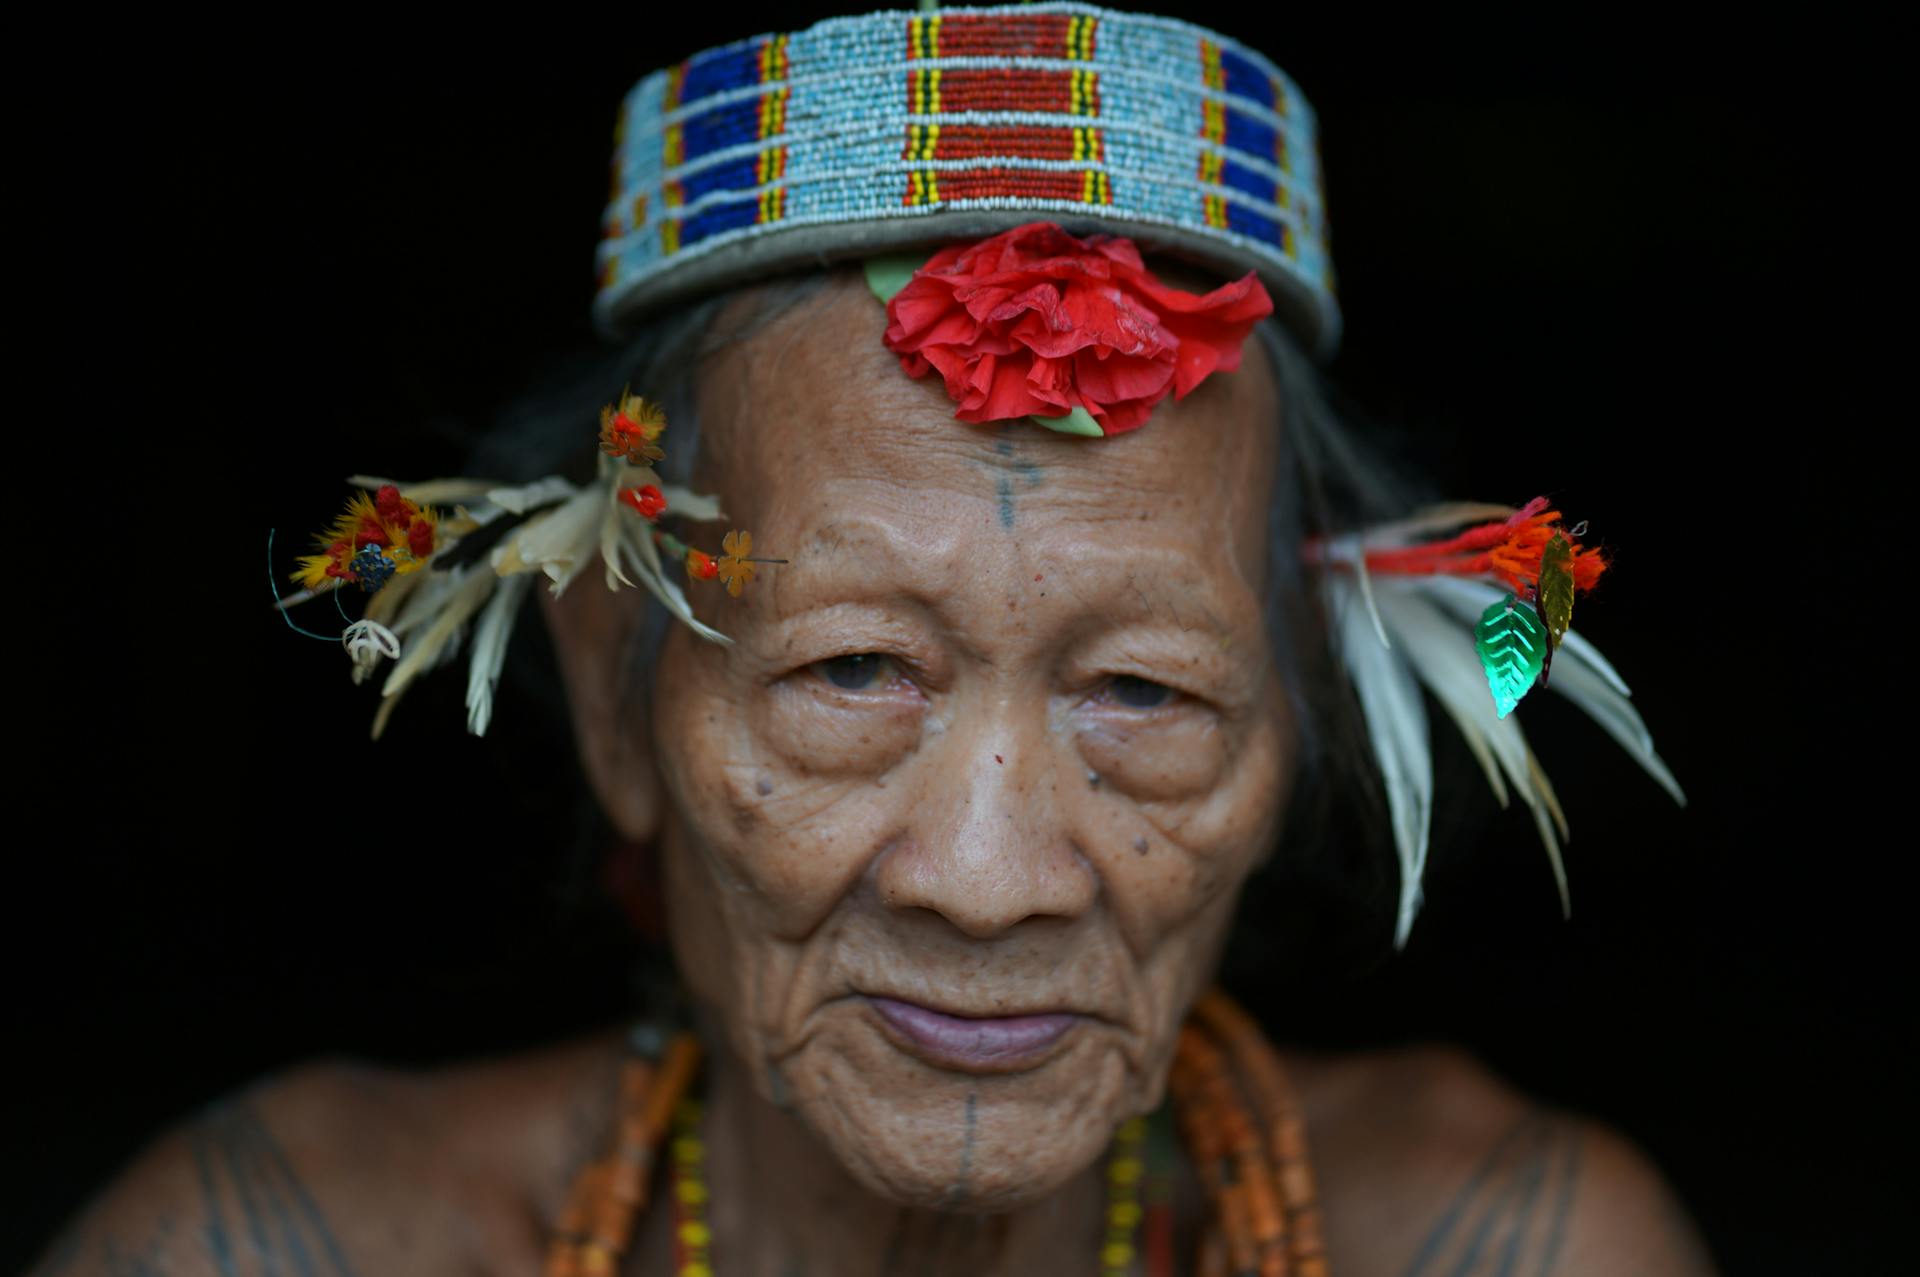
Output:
[692,1027,1110,1277]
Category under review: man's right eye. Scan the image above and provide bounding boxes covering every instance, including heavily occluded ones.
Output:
[817,653,889,690]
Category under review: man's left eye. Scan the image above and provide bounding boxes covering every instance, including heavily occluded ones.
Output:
[1107,675,1173,709]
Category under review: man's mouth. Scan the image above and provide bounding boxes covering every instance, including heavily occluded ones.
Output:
[864,995,1083,1074]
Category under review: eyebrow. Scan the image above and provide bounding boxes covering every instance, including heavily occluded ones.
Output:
[760,522,1253,654]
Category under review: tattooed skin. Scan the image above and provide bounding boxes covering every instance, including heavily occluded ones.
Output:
[29,1099,361,1277]
[1398,1116,1583,1277]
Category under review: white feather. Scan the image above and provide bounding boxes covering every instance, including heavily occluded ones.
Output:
[1330,576,1432,946]
[495,485,602,595]
[465,572,533,736]
[380,567,495,701]
[618,516,732,645]
[600,493,636,590]
[346,475,499,506]
[1546,657,1687,807]
[1372,584,1572,917]
[659,485,724,523]
[484,475,578,516]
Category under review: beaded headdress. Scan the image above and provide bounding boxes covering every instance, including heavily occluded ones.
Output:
[595,3,1337,356]
[275,4,1680,945]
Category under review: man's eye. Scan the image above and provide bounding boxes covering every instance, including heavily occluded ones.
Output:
[818,653,889,690]
[1108,675,1173,709]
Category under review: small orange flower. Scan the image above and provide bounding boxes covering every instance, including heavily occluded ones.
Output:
[717,530,755,597]
[685,549,719,581]
[599,390,667,462]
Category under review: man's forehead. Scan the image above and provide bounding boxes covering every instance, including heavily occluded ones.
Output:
[697,272,1282,543]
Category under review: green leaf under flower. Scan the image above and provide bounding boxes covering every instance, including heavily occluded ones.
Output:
[863,254,924,304]
[1030,407,1105,436]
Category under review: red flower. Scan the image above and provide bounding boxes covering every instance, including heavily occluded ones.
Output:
[619,484,668,520]
[882,222,1274,435]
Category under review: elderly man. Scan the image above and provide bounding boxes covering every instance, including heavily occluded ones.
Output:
[37,6,1710,1274]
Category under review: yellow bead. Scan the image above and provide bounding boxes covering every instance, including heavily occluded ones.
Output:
[1107,1156,1142,1185]
[1101,1241,1134,1270]
[1108,1200,1142,1229]
[676,1179,708,1205]
[673,1138,704,1164]
[682,1264,713,1277]
[678,1221,712,1248]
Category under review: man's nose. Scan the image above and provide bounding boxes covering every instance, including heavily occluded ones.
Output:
[874,730,1098,939]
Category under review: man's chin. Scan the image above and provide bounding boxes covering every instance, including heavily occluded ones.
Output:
[776,1014,1135,1211]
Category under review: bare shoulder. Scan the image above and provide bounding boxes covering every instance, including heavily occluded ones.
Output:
[27,1030,627,1277]
[1284,1044,1718,1277]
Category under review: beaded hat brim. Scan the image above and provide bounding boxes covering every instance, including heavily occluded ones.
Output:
[597,211,1335,359]
[594,3,1341,357]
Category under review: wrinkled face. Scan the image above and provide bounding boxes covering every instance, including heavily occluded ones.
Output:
[575,271,1295,1210]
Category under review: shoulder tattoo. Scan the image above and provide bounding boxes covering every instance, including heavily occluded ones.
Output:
[1398,1114,1582,1277]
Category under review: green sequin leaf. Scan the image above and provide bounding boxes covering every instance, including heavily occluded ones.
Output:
[1030,406,1105,437]
[1475,594,1546,719]
[863,254,924,304]
[1538,532,1575,651]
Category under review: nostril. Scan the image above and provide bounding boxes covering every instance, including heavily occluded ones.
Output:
[873,830,1099,939]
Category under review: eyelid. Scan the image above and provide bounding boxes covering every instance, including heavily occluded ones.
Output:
[1090,674,1185,711]
[800,652,926,698]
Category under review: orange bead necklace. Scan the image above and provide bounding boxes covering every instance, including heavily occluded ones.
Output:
[542,991,1327,1277]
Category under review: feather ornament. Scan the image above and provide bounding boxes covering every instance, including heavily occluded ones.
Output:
[284,401,767,738]
[1368,584,1571,918]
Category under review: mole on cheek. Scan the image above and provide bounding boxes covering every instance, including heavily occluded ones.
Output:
[755,777,774,797]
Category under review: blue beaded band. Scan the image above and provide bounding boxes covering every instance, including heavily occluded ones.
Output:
[595,3,1340,356]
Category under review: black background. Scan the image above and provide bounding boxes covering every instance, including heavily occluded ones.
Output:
[17,9,1897,1273]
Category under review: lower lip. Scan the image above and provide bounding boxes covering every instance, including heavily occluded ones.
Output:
[866,996,1081,1073]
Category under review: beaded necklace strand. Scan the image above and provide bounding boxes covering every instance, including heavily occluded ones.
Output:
[543,990,1327,1277]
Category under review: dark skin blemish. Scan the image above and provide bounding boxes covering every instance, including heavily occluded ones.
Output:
[755,777,774,797]
[1134,837,1150,855]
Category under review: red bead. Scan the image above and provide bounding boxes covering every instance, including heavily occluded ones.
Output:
[409,519,435,559]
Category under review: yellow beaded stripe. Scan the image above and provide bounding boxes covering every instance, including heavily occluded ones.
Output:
[1199,40,1224,92]
[1069,68,1098,116]
[1067,13,1096,60]
[757,32,791,81]
[906,168,940,206]
[670,1099,714,1277]
[1101,1116,1149,1276]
